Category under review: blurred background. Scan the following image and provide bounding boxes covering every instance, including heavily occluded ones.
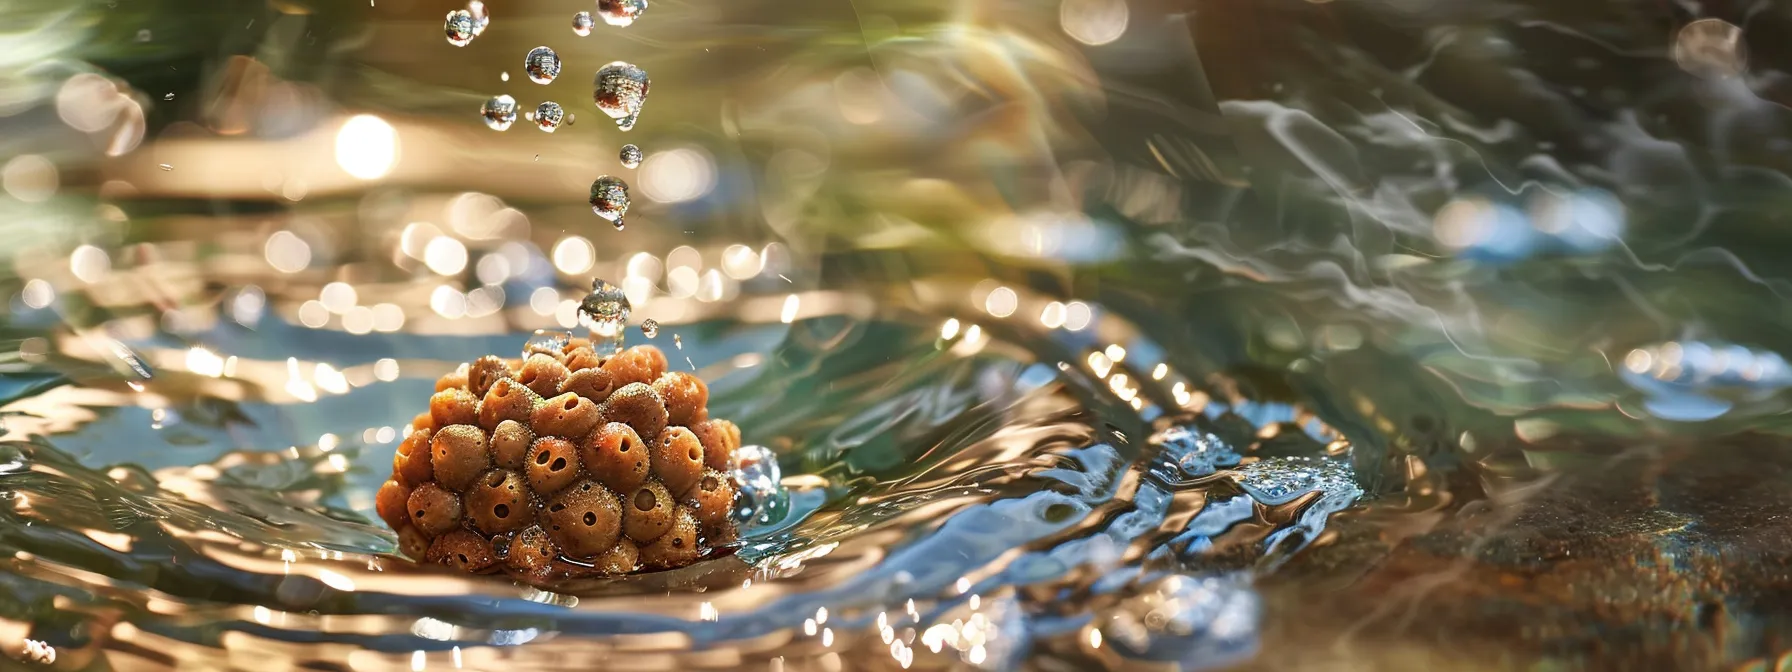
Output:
[3,0,1792,669]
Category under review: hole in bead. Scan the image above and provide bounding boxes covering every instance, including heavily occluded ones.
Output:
[634,490,655,511]
[583,512,597,526]
[415,509,425,519]
[619,439,630,453]
[564,398,579,410]
[689,446,702,461]
[536,450,551,465]
[457,553,469,564]
[487,472,506,487]
[551,457,567,471]
[520,370,537,384]
[671,537,684,548]
[701,475,719,492]
[550,503,566,512]
[495,504,510,518]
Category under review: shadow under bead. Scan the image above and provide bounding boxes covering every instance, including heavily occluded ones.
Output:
[544,480,623,557]
[527,437,581,495]
[491,419,535,470]
[652,371,709,427]
[430,424,491,492]
[407,482,462,537]
[519,354,571,398]
[622,479,675,542]
[479,377,539,431]
[468,354,512,398]
[466,469,531,534]
[394,427,435,486]
[652,426,706,496]
[581,421,650,494]
[533,392,603,439]
[600,382,668,440]
[427,530,498,573]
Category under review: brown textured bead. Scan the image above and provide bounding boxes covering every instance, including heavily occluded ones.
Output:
[602,346,665,388]
[436,365,470,392]
[544,480,623,557]
[686,469,736,531]
[409,411,435,435]
[430,388,481,430]
[691,419,741,471]
[466,469,530,535]
[566,336,592,352]
[397,525,431,560]
[638,506,701,569]
[652,426,707,496]
[430,424,490,492]
[491,420,534,471]
[581,422,650,494]
[652,372,709,427]
[427,530,498,573]
[533,392,603,439]
[479,377,539,431]
[592,540,639,575]
[468,355,512,398]
[393,427,435,486]
[600,383,668,440]
[563,346,607,372]
[622,480,675,542]
[561,367,617,404]
[376,480,413,529]
[518,354,571,398]
[505,525,558,574]
[527,437,582,496]
[407,482,462,537]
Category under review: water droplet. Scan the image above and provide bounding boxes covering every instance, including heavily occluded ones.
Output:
[596,0,648,27]
[163,93,174,101]
[673,334,683,350]
[592,62,649,130]
[619,144,643,169]
[640,319,659,338]
[466,0,490,36]
[572,11,594,36]
[501,72,510,82]
[444,10,476,47]
[588,175,630,227]
[524,46,562,85]
[534,101,566,132]
[481,95,518,131]
[732,445,786,527]
[523,329,572,359]
[135,29,152,42]
[578,279,631,344]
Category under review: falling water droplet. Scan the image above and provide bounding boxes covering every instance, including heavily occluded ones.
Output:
[524,46,562,85]
[732,445,787,527]
[596,0,648,27]
[444,11,476,47]
[640,319,659,338]
[481,95,518,131]
[619,144,642,169]
[579,279,632,349]
[588,175,630,227]
[572,11,594,36]
[673,334,683,350]
[163,93,174,101]
[593,62,649,129]
[534,101,566,132]
[616,113,639,132]
[523,329,572,359]
[466,0,490,36]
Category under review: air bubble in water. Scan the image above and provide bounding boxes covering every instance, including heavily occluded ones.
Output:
[572,12,594,36]
[525,47,562,85]
[445,11,476,47]
[640,319,659,338]
[467,1,490,36]
[592,62,649,130]
[481,95,518,131]
[534,101,566,132]
[579,279,631,344]
[596,0,648,27]
[619,144,642,169]
[524,329,572,359]
[732,445,787,527]
[588,175,630,227]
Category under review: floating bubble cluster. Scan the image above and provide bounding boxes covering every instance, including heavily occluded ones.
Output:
[593,61,650,131]
[524,46,562,85]
[444,10,476,47]
[597,0,648,28]
[588,175,631,228]
[579,278,632,341]
[619,143,642,169]
[572,11,595,37]
[480,95,517,131]
[640,318,659,338]
[533,101,565,132]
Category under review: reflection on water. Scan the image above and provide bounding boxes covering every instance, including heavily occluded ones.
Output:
[5,0,1792,669]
